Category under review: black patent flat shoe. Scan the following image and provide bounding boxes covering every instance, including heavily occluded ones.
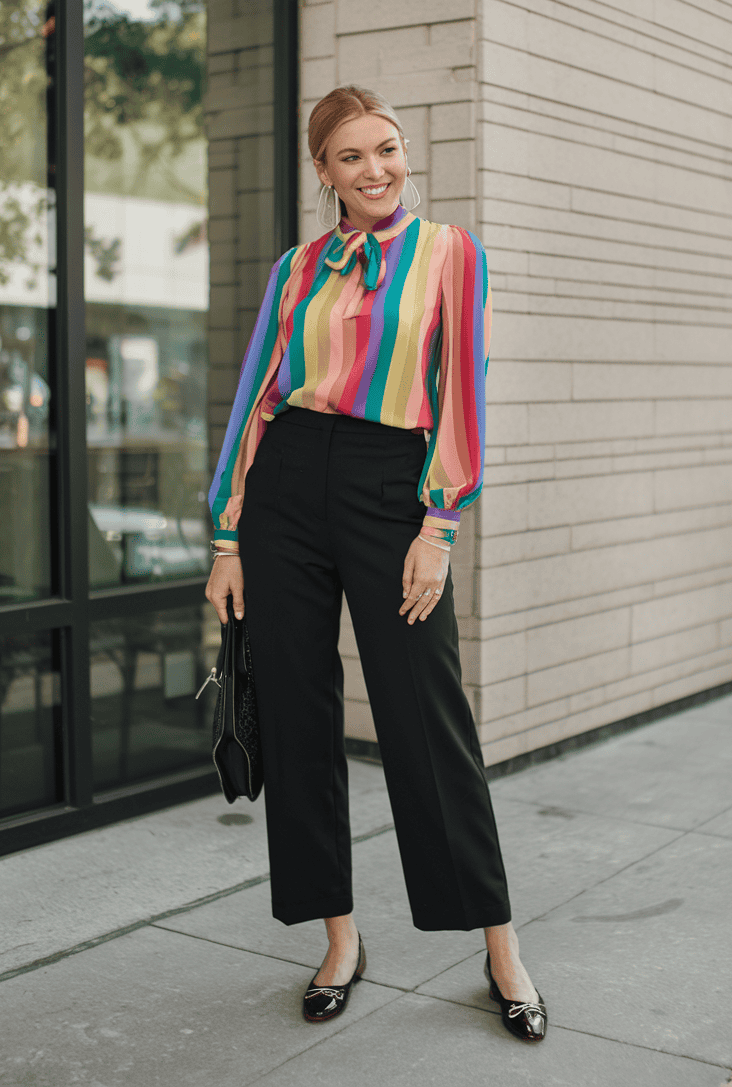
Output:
[484,953,547,1042]
[303,934,366,1023]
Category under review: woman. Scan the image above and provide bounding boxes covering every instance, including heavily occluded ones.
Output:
[205,85,547,1044]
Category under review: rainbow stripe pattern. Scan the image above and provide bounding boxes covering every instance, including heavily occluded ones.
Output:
[209,204,492,549]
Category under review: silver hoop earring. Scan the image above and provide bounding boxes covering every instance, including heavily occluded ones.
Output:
[400,168,421,212]
[316,184,340,230]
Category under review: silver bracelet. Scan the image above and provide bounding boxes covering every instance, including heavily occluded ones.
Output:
[212,552,239,559]
[418,534,451,553]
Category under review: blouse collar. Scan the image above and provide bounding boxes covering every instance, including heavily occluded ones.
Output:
[325,204,414,291]
[338,203,410,236]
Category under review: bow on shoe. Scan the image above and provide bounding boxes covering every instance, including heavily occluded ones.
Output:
[324,230,383,290]
[507,1000,546,1020]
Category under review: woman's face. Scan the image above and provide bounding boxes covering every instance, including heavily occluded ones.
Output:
[315,113,407,231]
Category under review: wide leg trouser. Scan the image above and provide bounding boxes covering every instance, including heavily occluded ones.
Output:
[239,407,512,931]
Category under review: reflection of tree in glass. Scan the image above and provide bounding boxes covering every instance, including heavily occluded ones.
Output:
[0,0,50,284]
[84,225,121,280]
[84,0,206,204]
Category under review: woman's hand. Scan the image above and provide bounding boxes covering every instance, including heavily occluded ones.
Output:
[205,554,245,624]
[399,536,449,624]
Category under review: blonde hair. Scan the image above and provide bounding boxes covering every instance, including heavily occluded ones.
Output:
[308,84,408,165]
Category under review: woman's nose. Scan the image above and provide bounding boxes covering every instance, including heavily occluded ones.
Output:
[362,156,385,180]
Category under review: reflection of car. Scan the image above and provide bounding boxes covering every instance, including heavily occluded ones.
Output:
[89,504,209,580]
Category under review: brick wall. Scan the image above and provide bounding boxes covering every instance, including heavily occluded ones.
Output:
[475,0,732,762]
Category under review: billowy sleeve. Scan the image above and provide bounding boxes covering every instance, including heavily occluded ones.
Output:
[419,225,492,541]
[208,248,296,552]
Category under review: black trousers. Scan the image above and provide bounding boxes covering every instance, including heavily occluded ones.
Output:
[239,408,511,931]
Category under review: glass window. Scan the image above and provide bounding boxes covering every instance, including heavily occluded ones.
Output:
[0,630,62,818]
[90,603,217,791]
[84,0,210,589]
[0,1,55,603]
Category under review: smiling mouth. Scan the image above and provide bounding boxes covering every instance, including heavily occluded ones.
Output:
[359,183,389,196]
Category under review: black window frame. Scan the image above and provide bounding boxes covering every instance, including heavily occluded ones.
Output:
[0,0,299,856]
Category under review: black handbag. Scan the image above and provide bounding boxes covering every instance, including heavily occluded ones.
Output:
[196,595,263,803]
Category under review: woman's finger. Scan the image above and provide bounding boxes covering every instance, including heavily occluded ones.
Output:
[404,583,437,623]
[418,585,445,621]
[399,577,425,616]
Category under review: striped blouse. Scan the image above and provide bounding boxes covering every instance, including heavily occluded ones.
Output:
[209,204,492,551]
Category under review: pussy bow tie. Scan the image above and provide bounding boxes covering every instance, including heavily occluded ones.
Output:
[324,229,383,291]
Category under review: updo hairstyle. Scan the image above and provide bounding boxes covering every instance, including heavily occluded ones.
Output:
[308,85,409,218]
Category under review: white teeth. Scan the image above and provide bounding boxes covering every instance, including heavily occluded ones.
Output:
[361,184,388,195]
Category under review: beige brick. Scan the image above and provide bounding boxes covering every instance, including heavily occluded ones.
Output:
[208,169,236,217]
[301,2,335,59]
[552,457,615,480]
[484,404,528,456]
[631,622,719,675]
[486,362,572,404]
[507,445,554,464]
[343,655,368,702]
[432,140,476,200]
[656,399,732,436]
[604,646,732,704]
[484,462,555,486]
[459,636,480,686]
[478,676,526,727]
[528,473,654,529]
[568,684,610,714]
[336,0,474,34]
[572,504,732,553]
[721,619,732,646]
[429,198,475,230]
[652,562,732,601]
[574,363,732,401]
[517,585,655,635]
[432,102,476,142]
[632,581,732,642]
[655,463,732,512]
[344,699,377,742]
[481,527,570,568]
[237,135,274,191]
[480,631,526,685]
[527,608,630,672]
[336,27,428,85]
[480,691,653,768]
[302,56,336,100]
[554,439,635,460]
[652,661,732,708]
[208,329,239,366]
[528,647,630,706]
[480,695,568,736]
[485,449,507,465]
[397,106,428,172]
[337,619,359,660]
[452,561,475,618]
[207,367,238,404]
[480,484,529,537]
[481,526,732,616]
[206,105,272,141]
[528,402,654,444]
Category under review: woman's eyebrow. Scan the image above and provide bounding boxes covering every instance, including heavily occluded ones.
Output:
[336,139,395,154]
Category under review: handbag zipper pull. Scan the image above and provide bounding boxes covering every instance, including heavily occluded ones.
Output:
[195,667,222,699]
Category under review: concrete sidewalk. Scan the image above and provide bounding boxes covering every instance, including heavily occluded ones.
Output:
[1,695,731,1086]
